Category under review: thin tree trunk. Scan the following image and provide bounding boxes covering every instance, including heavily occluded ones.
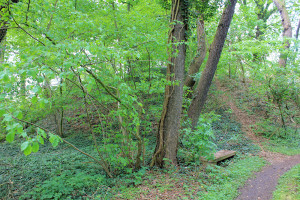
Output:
[188,0,237,128]
[0,35,5,63]
[273,0,292,67]
[296,18,300,52]
[184,20,206,89]
[240,60,246,83]
[296,18,300,39]
[151,0,188,167]
[0,1,19,44]
[0,4,8,62]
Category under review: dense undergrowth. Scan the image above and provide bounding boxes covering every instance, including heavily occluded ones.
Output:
[0,136,110,199]
[0,117,263,200]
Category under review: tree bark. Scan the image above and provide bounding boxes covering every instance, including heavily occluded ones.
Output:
[151,0,188,167]
[273,0,292,67]
[188,0,237,128]
[0,5,8,61]
[0,1,20,61]
[296,18,300,40]
[184,20,206,89]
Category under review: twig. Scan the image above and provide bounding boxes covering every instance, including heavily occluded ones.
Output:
[8,4,45,46]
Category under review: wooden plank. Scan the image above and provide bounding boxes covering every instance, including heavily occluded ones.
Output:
[213,150,236,162]
[201,150,236,165]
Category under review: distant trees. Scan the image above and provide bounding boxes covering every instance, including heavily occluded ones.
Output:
[273,0,292,67]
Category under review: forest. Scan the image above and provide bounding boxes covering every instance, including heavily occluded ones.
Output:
[0,0,299,199]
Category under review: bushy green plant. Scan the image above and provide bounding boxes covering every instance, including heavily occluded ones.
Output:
[179,112,219,164]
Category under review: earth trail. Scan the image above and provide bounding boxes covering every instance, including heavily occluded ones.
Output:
[215,80,300,200]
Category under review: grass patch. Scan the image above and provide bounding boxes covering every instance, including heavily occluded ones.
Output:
[263,139,300,156]
[273,164,300,200]
[197,156,265,200]
[255,121,300,155]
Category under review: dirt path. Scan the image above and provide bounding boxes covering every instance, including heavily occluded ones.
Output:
[215,80,300,200]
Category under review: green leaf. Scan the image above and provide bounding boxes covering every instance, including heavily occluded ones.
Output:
[38,128,47,138]
[39,98,48,109]
[49,134,55,143]
[21,141,30,151]
[6,132,15,143]
[20,131,27,138]
[32,86,40,94]
[32,142,39,153]
[17,125,23,133]
[49,134,60,147]
[87,84,93,93]
[17,111,23,119]
[0,109,5,118]
[23,145,32,156]
[3,114,12,122]
[3,74,9,82]
[32,96,38,104]
[37,135,44,144]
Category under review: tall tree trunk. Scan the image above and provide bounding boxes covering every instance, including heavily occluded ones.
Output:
[188,0,237,128]
[151,0,188,167]
[273,0,292,67]
[184,20,206,89]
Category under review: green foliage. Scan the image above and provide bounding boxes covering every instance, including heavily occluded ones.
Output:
[190,0,222,21]
[0,133,5,141]
[263,137,300,156]
[1,0,169,176]
[20,171,106,200]
[0,135,112,199]
[273,164,300,200]
[215,0,299,145]
[179,112,219,164]
[0,0,298,199]
[49,133,62,148]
